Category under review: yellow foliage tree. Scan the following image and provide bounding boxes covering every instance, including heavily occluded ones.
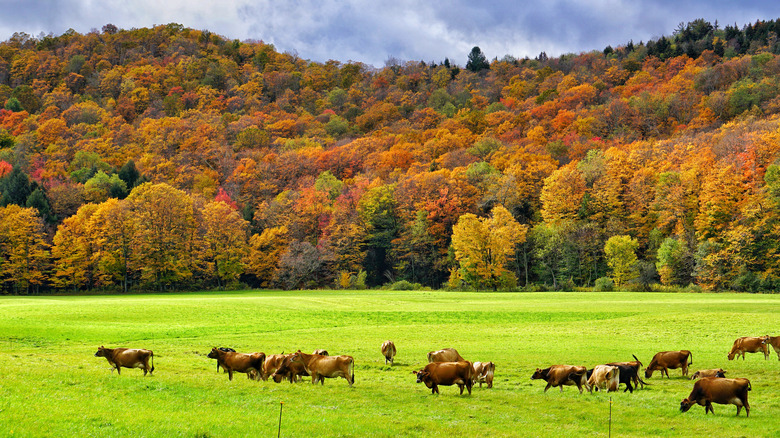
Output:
[244,226,289,288]
[0,205,50,294]
[450,205,527,290]
[51,203,99,289]
[126,183,197,290]
[88,198,135,292]
[200,200,249,288]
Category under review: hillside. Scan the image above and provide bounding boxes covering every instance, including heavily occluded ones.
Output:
[0,19,779,293]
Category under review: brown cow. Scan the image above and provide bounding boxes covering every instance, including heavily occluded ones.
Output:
[531,365,590,393]
[414,361,474,395]
[765,336,780,361]
[271,354,309,383]
[472,361,495,388]
[261,354,289,382]
[728,337,769,360]
[289,350,354,386]
[680,377,751,417]
[691,368,727,380]
[207,348,265,381]
[645,350,692,378]
[95,346,154,376]
[381,340,397,365]
[427,348,465,363]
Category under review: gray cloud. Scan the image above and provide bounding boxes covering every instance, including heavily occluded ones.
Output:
[2,1,780,67]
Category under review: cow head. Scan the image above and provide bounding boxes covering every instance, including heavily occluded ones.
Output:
[727,351,736,360]
[207,348,220,359]
[680,398,695,413]
[95,346,107,357]
[715,369,726,378]
[413,370,430,384]
[644,368,654,378]
[290,350,304,363]
[531,368,545,380]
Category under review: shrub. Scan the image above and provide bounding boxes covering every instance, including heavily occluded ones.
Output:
[594,277,614,292]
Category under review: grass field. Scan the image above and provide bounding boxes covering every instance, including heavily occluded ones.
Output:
[1,290,779,437]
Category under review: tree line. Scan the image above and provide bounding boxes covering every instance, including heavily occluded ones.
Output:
[1,19,780,293]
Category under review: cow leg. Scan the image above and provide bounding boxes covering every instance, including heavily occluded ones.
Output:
[458,383,464,395]
[705,401,713,415]
[744,399,750,417]
[624,379,633,393]
[228,369,234,381]
[115,365,121,375]
[466,380,472,395]
[544,383,552,392]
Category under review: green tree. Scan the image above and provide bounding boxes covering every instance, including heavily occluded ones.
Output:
[0,166,32,207]
[604,235,639,287]
[466,46,490,72]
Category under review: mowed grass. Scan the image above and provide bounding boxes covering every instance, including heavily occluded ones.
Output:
[1,290,780,437]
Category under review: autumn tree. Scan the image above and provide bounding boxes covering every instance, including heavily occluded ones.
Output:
[51,203,98,289]
[450,205,527,290]
[0,205,49,293]
[604,235,639,287]
[200,199,249,288]
[126,183,197,290]
[89,198,134,292]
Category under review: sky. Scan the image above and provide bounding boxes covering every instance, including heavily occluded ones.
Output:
[2,1,780,67]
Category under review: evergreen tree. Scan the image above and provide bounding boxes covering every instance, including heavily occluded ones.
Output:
[466,46,490,72]
[0,166,32,207]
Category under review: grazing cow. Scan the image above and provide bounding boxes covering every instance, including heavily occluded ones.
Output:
[95,346,154,376]
[271,354,309,383]
[765,336,780,361]
[531,365,590,393]
[312,349,329,356]
[728,337,769,360]
[472,361,495,388]
[691,368,727,380]
[680,377,751,417]
[414,361,474,395]
[645,350,692,378]
[427,348,466,363]
[207,348,265,381]
[588,365,620,392]
[262,354,289,382]
[381,340,397,365]
[214,347,236,373]
[289,350,354,386]
[607,355,648,392]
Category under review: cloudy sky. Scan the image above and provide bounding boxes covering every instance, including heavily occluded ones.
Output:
[3,1,780,67]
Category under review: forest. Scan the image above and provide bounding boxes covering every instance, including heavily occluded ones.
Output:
[1,18,780,293]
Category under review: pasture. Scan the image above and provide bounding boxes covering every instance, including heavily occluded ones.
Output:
[1,290,779,437]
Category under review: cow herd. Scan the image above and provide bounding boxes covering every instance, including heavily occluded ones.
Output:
[94,335,780,418]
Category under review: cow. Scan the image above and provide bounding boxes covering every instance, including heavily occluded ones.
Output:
[414,361,474,395]
[607,355,648,392]
[207,348,265,381]
[261,354,289,382]
[727,336,769,360]
[288,350,354,386]
[214,347,236,373]
[531,365,590,393]
[271,354,309,383]
[381,340,397,365]
[680,377,751,417]
[765,336,780,361]
[427,348,466,363]
[645,350,692,378]
[691,369,727,380]
[95,346,154,376]
[587,365,620,392]
[472,361,495,388]
[312,349,329,356]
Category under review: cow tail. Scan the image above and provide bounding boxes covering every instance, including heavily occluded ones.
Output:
[151,351,155,373]
[688,351,693,366]
[350,358,355,385]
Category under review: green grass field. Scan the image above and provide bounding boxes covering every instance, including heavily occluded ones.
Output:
[1,290,779,437]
